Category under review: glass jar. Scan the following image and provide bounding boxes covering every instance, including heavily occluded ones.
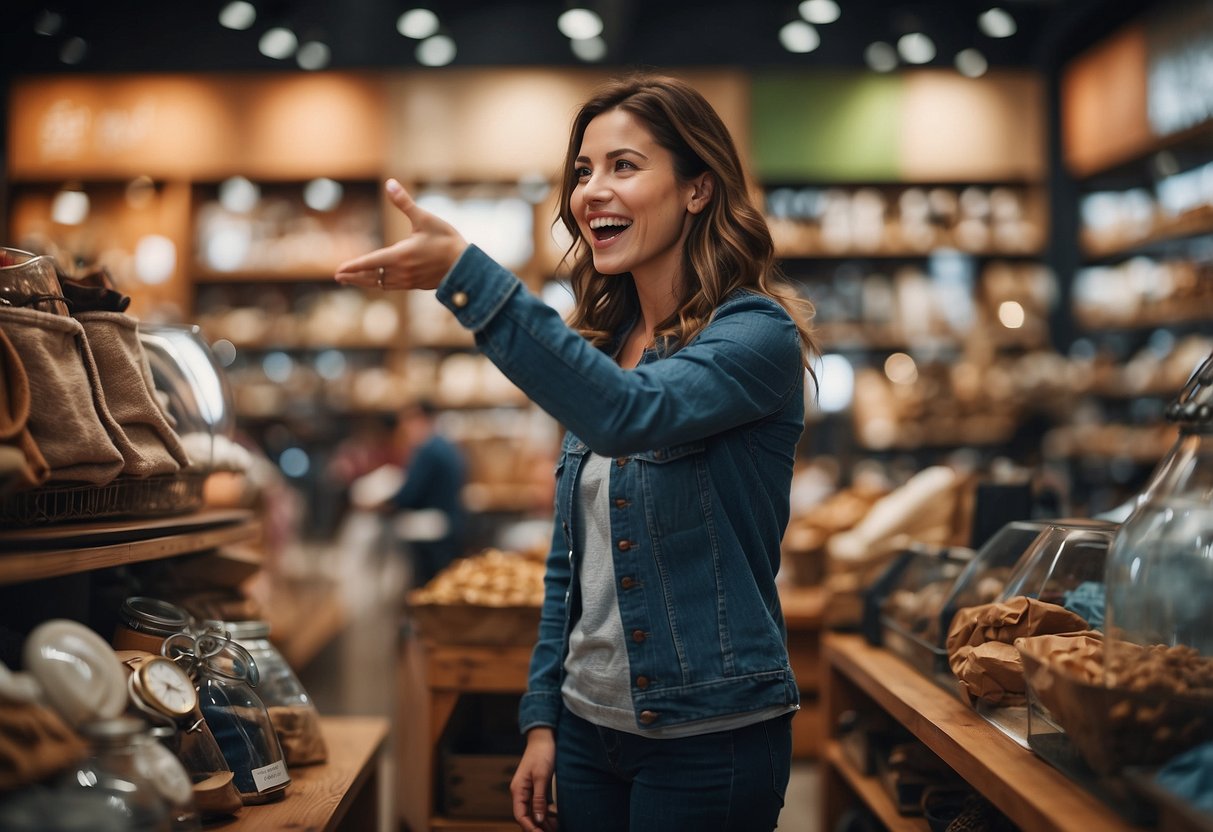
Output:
[203,618,327,766]
[168,633,290,804]
[1097,351,1213,771]
[113,596,193,654]
[0,247,68,316]
[66,716,197,832]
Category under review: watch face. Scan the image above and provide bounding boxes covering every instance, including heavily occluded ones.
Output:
[138,657,197,717]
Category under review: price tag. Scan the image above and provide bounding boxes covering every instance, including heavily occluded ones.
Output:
[251,759,290,792]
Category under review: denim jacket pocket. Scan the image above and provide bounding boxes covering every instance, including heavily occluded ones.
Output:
[631,440,705,464]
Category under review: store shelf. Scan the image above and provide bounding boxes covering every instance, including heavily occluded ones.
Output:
[1081,212,1213,261]
[823,632,1136,832]
[0,509,259,585]
[824,741,925,832]
[210,715,388,832]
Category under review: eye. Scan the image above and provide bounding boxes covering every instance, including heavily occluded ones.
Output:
[615,159,637,172]
[574,165,592,180]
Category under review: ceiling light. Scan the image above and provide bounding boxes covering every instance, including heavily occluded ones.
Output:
[397,9,439,39]
[416,34,456,66]
[303,178,343,211]
[570,36,607,62]
[59,36,87,65]
[864,41,897,72]
[798,0,840,25]
[779,21,820,54]
[296,40,330,70]
[218,2,256,31]
[897,32,935,64]
[978,7,1017,38]
[955,48,988,78]
[558,9,604,40]
[258,27,297,59]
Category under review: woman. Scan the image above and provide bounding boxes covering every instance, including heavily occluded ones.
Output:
[336,74,817,832]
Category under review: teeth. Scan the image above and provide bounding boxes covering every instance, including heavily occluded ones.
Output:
[589,217,632,230]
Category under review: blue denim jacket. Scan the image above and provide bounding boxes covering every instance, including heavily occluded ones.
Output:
[437,246,804,733]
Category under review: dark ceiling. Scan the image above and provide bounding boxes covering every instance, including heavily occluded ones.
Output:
[0,0,1160,80]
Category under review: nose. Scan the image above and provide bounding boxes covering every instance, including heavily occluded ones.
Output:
[581,169,611,203]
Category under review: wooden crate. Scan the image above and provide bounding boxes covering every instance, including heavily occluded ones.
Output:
[440,752,518,819]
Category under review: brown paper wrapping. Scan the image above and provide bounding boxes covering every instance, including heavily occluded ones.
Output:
[946,596,1090,706]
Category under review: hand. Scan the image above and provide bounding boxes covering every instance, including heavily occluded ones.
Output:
[510,727,558,832]
[334,179,468,292]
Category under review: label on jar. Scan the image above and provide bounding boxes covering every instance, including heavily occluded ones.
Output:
[251,759,290,792]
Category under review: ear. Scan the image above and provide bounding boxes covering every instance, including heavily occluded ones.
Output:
[687,172,714,215]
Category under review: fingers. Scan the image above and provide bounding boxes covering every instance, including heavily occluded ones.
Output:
[385,178,420,220]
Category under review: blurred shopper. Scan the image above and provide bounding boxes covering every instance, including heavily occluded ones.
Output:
[387,398,468,588]
[337,74,817,832]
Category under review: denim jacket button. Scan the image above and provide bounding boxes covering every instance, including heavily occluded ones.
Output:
[617,539,632,551]
[615,457,628,467]
[613,497,629,509]
[620,576,636,589]
[631,629,646,643]
[635,675,649,689]
[639,710,658,725]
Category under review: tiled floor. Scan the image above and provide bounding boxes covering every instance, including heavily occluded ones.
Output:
[296,522,822,831]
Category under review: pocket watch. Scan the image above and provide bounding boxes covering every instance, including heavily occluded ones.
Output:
[130,655,198,720]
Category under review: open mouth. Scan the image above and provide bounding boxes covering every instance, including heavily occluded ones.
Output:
[589,217,632,242]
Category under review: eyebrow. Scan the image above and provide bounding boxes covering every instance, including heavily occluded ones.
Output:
[575,148,650,164]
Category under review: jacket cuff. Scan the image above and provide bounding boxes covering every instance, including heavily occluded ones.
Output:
[518,690,562,735]
[435,244,522,332]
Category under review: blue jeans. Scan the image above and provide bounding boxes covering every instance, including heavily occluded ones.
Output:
[554,706,792,831]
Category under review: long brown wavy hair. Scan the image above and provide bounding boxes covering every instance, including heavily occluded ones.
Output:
[556,74,818,382]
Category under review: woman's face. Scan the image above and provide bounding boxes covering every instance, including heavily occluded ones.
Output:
[569,108,706,284]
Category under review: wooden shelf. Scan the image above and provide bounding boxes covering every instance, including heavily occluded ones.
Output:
[210,715,388,832]
[825,741,925,832]
[0,509,259,585]
[824,632,1136,832]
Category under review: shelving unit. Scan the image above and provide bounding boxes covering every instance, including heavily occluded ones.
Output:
[821,632,1136,832]
[397,636,532,832]
[0,509,387,831]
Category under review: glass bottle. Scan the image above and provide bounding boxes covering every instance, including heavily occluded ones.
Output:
[204,618,327,765]
[174,633,291,804]
[1101,350,1213,769]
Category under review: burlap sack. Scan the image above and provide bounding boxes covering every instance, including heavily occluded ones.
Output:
[77,311,191,477]
[0,327,50,494]
[0,305,124,485]
[0,700,88,790]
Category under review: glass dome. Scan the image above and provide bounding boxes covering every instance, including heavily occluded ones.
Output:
[1100,351,1213,767]
[138,324,236,472]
